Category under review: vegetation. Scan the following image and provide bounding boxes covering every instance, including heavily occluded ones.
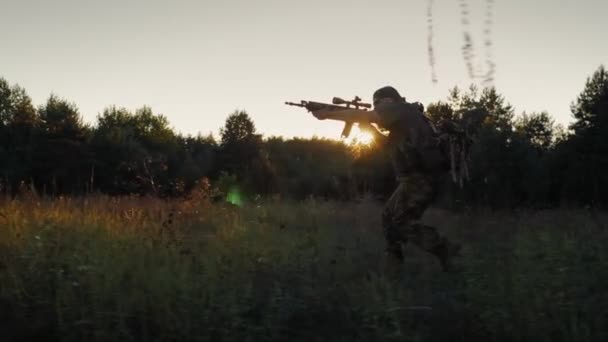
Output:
[1,65,607,207]
[0,194,606,341]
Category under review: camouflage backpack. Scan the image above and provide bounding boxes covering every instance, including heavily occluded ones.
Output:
[429,108,488,187]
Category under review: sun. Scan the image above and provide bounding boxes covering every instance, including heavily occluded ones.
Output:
[346,125,375,146]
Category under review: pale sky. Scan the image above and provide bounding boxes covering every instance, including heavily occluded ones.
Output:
[1,0,606,139]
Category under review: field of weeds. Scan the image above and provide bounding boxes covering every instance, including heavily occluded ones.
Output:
[1,195,607,341]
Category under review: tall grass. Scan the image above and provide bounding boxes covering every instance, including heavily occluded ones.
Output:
[0,194,607,341]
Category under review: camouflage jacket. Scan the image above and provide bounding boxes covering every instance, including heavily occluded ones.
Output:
[375,101,446,177]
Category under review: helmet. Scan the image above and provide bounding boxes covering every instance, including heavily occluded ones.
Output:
[373,86,404,106]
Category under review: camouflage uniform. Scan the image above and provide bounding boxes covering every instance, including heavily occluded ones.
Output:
[381,173,444,262]
[374,87,456,269]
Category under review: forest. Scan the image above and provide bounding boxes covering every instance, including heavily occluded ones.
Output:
[1,65,607,208]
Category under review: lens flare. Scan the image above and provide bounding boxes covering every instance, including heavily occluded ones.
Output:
[226,186,243,206]
[346,126,375,146]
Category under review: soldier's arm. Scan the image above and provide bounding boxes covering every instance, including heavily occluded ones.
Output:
[311,108,382,124]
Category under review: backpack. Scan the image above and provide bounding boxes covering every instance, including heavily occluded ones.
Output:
[424,108,488,187]
[415,118,450,174]
[379,101,487,187]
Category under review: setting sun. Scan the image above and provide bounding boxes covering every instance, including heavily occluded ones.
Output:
[346,125,375,145]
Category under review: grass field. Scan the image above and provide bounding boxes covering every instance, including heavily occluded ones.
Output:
[1,194,607,341]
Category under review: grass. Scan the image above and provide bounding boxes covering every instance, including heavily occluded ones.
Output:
[0,194,607,341]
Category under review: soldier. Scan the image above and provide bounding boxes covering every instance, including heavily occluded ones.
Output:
[311,86,460,272]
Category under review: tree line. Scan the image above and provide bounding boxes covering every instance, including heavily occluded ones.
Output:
[1,65,606,207]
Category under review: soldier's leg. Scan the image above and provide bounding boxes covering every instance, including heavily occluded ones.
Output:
[399,174,440,247]
[382,183,408,263]
[407,223,460,271]
[400,176,461,270]
[406,223,442,252]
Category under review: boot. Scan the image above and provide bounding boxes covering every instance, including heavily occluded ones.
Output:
[385,242,404,263]
[433,238,461,272]
[383,243,404,278]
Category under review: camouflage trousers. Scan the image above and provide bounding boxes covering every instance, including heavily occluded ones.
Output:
[382,173,444,262]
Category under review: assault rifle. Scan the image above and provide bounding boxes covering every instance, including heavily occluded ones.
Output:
[285,96,372,138]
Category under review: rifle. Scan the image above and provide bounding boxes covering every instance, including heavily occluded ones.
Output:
[285,96,372,138]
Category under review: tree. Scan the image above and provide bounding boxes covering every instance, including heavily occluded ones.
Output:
[218,110,276,197]
[33,95,91,194]
[426,101,456,125]
[220,110,257,147]
[559,65,608,205]
[515,112,555,150]
[0,78,40,195]
[218,110,260,173]
[171,134,218,196]
[264,136,354,200]
[91,106,178,195]
[570,65,608,134]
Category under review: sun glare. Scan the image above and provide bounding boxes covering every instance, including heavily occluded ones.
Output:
[346,125,375,146]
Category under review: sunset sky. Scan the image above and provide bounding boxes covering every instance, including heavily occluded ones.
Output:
[1,0,606,139]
